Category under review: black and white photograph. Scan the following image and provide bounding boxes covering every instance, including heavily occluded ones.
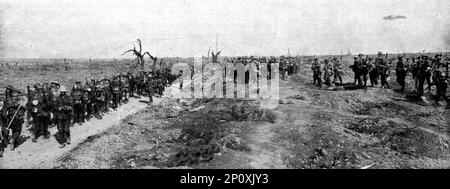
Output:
[0,0,449,180]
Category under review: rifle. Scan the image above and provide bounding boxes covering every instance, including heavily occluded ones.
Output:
[6,105,22,130]
[26,86,32,123]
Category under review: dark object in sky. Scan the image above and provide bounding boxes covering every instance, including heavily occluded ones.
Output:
[383,15,407,20]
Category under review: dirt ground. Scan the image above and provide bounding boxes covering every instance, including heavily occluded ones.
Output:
[51,60,450,169]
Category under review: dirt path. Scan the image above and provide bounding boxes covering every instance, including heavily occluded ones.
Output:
[241,79,315,169]
[0,97,157,169]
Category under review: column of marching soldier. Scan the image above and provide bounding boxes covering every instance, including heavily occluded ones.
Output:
[0,68,177,157]
[310,51,449,108]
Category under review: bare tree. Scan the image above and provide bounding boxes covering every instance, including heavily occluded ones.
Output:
[211,51,221,64]
[122,39,156,71]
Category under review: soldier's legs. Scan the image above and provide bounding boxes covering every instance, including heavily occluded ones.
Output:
[56,119,64,138]
[436,85,448,103]
[356,73,362,86]
[130,85,134,97]
[397,72,405,90]
[0,128,6,156]
[425,73,432,91]
[73,108,79,124]
[148,90,153,103]
[312,72,317,84]
[85,103,92,120]
[380,75,386,88]
[1,126,9,152]
[418,76,425,95]
[374,72,379,85]
[78,106,84,123]
[105,97,110,111]
[63,119,71,144]
[10,123,22,150]
[32,117,42,141]
[42,116,50,138]
[363,74,368,87]
[112,95,118,109]
[317,73,322,87]
[81,106,86,123]
[369,72,375,86]
[333,72,338,84]
[94,102,102,118]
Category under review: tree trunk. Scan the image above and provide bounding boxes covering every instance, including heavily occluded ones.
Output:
[139,56,145,70]
[152,60,156,73]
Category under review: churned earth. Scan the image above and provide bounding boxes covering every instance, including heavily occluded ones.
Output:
[52,59,450,169]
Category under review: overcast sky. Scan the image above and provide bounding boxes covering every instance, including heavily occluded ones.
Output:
[0,0,449,58]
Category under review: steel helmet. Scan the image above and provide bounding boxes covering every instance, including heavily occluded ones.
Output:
[60,86,68,92]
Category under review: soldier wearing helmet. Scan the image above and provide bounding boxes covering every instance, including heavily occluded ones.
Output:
[54,86,73,148]
[71,81,86,126]
[375,52,390,89]
[311,56,322,87]
[366,57,378,87]
[28,82,52,142]
[349,56,359,85]
[431,54,443,89]
[357,53,368,87]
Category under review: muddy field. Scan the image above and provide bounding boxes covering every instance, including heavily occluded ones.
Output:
[51,58,450,169]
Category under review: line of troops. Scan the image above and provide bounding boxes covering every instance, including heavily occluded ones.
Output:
[227,56,302,80]
[0,68,177,157]
[311,51,449,107]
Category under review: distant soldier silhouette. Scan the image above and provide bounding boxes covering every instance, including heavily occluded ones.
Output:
[367,57,378,86]
[417,55,433,95]
[375,52,390,89]
[332,58,343,85]
[350,56,359,84]
[323,59,333,86]
[311,57,322,87]
[396,56,407,92]
[358,54,368,87]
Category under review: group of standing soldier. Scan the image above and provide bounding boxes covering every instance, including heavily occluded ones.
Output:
[311,51,449,108]
[311,56,344,87]
[0,69,175,157]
